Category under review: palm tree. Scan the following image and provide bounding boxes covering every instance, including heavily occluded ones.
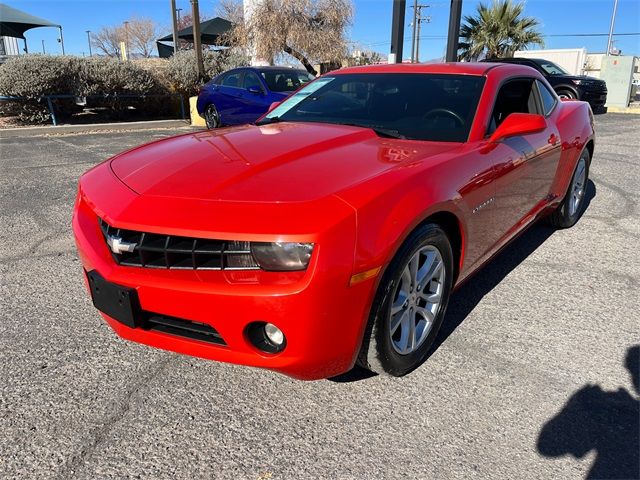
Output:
[458,0,544,61]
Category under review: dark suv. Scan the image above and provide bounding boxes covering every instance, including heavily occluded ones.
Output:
[482,57,608,111]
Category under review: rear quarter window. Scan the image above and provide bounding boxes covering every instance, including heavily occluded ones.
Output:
[536,80,558,116]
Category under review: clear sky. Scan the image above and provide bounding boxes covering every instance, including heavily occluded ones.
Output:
[8,0,640,60]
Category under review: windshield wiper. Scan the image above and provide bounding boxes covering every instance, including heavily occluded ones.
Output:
[341,122,406,139]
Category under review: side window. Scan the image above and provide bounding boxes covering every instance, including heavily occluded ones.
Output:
[488,78,538,135]
[221,71,241,88]
[536,80,557,116]
[242,71,263,91]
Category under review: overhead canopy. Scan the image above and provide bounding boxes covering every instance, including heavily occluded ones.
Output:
[0,3,59,39]
[157,17,232,45]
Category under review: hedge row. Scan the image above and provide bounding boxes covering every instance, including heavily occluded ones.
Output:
[0,51,248,123]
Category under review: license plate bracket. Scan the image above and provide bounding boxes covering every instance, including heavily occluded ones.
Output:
[86,270,141,329]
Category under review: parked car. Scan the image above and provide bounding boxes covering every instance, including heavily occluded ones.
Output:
[73,63,595,380]
[196,66,315,128]
[482,57,608,111]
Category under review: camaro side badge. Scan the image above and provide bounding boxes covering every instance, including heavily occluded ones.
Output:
[106,235,137,254]
[472,197,495,214]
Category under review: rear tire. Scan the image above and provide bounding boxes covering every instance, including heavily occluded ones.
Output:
[358,223,454,377]
[547,148,590,228]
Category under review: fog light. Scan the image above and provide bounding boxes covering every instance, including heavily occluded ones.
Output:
[264,323,284,346]
[246,321,287,353]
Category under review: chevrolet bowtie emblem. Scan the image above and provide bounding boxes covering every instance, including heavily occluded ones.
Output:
[106,235,137,255]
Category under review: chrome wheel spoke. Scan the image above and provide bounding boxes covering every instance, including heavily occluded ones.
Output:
[408,254,420,288]
[390,309,408,335]
[416,306,435,323]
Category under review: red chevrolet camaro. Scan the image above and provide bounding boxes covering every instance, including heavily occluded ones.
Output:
[73,63,594,380]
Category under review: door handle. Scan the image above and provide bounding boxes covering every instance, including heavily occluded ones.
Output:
[548,133,559,145]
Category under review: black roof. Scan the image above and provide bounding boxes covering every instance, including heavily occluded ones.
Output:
[0,2,58,39]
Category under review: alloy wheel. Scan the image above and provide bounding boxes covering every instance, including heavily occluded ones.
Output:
[205,105,220,129]
[569,155,587,217]
[388,245,445,355]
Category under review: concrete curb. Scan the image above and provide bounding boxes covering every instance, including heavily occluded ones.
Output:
[0,119,195,138]
[606,106,640,115]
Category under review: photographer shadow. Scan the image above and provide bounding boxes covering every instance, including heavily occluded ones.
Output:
[537,345,640,479]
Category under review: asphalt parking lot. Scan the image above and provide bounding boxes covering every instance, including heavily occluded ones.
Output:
[1,115,639,479]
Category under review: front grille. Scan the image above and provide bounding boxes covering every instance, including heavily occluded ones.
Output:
[99,219,259,270]
[143,314,226,346]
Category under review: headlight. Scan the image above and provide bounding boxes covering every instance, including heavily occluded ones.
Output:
[571,79,583,85]
[250,242,314,271]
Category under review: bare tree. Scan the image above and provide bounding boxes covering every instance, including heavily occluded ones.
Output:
[220,0,352,76]
[92,17,160,58]
[91,25,124,57]
[126,16,159,58]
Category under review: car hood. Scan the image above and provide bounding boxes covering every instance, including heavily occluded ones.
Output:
[110,122,458,203]
[559,75,605,84]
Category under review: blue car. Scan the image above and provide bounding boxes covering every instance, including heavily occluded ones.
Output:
[197,66,315,129]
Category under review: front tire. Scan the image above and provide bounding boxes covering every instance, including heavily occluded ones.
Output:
[547,148,590,228]
[556,89,577,100]
[204,104,221,129]
[358,223,454,377]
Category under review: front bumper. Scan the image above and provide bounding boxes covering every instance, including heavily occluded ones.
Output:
[580,88,607,108]
[72,165,375,380]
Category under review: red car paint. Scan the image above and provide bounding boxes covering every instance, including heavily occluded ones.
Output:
[72,63,595,380]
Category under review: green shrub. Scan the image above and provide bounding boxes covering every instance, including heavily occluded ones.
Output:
[0,55,175,123]
[166,49,249,96]
[0,55,82,123]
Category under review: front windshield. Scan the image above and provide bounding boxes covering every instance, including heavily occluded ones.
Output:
[261,69,315,92]
[258,73,485,142]
[539,60,569,76]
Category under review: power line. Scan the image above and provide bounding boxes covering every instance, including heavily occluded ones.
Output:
[359,32,640,49]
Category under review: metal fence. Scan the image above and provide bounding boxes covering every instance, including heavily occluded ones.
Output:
[0,93,186,126]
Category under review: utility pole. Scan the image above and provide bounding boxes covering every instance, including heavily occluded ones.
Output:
[445,0,462,62]
[171,0,179,53]
[191,0,204,76]
[41,40,45,54]
[413,5,431,63]
[410,0,418,63]
[606,0,619,55]
[390,0,406,63]
[177,8,183,25]
[86,30,92,56]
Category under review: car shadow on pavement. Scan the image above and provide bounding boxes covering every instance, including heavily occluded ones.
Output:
[330,180,596,383]
[536,345,640,479]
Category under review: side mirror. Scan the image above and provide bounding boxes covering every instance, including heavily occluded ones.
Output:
[489,113,547,143]
[247,86,263,95]
[267,101,281,112]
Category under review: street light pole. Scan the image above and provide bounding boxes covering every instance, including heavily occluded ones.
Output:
[171,0,180,54]
[86,30,92,56]
[606,0,619,55]
[191,0,204,77]
[58,26,65,55]
[42,40,45,54]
